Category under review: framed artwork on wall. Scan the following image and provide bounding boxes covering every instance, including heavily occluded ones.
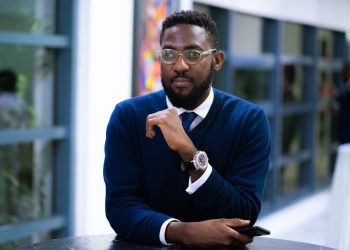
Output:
[133,0,177,96]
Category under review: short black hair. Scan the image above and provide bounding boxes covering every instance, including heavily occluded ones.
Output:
[160,10,219,48]
[0,69,17,92]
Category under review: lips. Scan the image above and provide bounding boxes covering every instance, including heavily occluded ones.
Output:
[171,77,193,88]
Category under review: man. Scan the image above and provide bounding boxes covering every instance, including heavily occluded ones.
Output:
[104,10,271,248]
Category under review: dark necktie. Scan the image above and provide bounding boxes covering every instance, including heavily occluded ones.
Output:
[181,112,197,132]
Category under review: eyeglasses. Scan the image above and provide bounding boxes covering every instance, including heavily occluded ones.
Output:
[159,48,217,65]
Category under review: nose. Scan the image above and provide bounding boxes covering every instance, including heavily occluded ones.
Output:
[173,54,190,72]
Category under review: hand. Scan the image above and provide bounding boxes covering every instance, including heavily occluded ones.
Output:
[166,218,253,249]
[146,108,196,162]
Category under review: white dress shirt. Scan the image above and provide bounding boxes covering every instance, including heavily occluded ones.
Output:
[159,88,214,245]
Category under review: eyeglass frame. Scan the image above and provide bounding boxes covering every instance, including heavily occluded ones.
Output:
[159,48,217,65]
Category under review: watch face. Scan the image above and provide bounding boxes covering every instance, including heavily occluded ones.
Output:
[196,152,208,168]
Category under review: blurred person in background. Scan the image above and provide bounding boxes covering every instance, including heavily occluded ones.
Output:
[0,69,29,129]
[0,69,31,225]
[337,61,350,144]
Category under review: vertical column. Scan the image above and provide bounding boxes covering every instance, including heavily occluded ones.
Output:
[262,19,282,205]
[211,7,234,94]
[54,0,77,237]
[302,25,317,189]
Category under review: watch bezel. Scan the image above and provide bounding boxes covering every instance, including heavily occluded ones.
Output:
[193,151,208,170]
[182,151,208,171]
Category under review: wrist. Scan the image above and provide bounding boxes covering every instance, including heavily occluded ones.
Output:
[177,142,197,163]
[189,168,205,182]
[165,221,188,245]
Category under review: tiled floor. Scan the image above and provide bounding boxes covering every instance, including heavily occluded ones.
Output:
[256,189,332,248]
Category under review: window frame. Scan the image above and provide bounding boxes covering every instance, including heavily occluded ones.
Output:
[0,0,77,244]
[193,2,348,214]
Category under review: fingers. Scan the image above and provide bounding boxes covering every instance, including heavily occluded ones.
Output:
[233,233,254,245]
[145,108,179,139]
[223,218,250,228]
[218,219,254,247]
[145,115,158,138]
[223,219,253,246]
[182,219,253,248]
[229,226,253,243]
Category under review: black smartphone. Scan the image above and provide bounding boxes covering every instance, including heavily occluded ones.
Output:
[235,225,270,237]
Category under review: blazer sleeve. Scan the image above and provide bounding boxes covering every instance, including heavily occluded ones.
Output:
[103,105,171,245]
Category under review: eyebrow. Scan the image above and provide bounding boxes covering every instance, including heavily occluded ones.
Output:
[161,44,204,51]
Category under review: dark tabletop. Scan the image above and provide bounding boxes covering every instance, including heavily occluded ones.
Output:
[15,234,336,250]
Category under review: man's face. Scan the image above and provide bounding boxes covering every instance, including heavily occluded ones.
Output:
[160,24,216,110]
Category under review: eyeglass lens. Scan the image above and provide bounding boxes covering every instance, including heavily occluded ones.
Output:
[161,49,213,64]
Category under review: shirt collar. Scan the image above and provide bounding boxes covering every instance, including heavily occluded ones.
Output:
[166,87,214,119]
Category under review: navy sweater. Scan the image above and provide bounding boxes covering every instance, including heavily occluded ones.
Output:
[103,88,271,245]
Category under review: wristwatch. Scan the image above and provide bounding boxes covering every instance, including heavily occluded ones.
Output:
[181,151,209,171]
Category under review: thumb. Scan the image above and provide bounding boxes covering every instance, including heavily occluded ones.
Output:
[225,218,250,228]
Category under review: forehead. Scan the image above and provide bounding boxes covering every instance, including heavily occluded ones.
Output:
[161,24,210,49]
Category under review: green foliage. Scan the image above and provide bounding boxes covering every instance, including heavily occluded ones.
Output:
[16,73,29,101]
[30,19,42,33]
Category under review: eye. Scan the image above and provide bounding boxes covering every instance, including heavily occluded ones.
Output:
[162,49,177,60]
[184,50,201,59]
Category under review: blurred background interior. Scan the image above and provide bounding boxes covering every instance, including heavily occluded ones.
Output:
[0,0,349,249]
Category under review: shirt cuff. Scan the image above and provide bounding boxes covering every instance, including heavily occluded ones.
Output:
[159,218,179,245]
[185,164,213,194]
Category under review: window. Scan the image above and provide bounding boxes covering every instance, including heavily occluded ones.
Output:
[234,69,270,102]
[193,3,348,214]
[0,0,76,247]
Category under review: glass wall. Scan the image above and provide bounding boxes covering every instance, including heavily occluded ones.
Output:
[0,0,56,34]
[234,69,270,102]
[193,3,348,212]
[0,0,75,248]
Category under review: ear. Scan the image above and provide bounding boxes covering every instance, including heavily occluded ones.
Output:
[212,51,224,72]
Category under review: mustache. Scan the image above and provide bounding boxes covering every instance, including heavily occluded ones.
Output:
[170,73,194,82]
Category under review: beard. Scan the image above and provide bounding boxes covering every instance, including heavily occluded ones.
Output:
[162,63,215,110]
